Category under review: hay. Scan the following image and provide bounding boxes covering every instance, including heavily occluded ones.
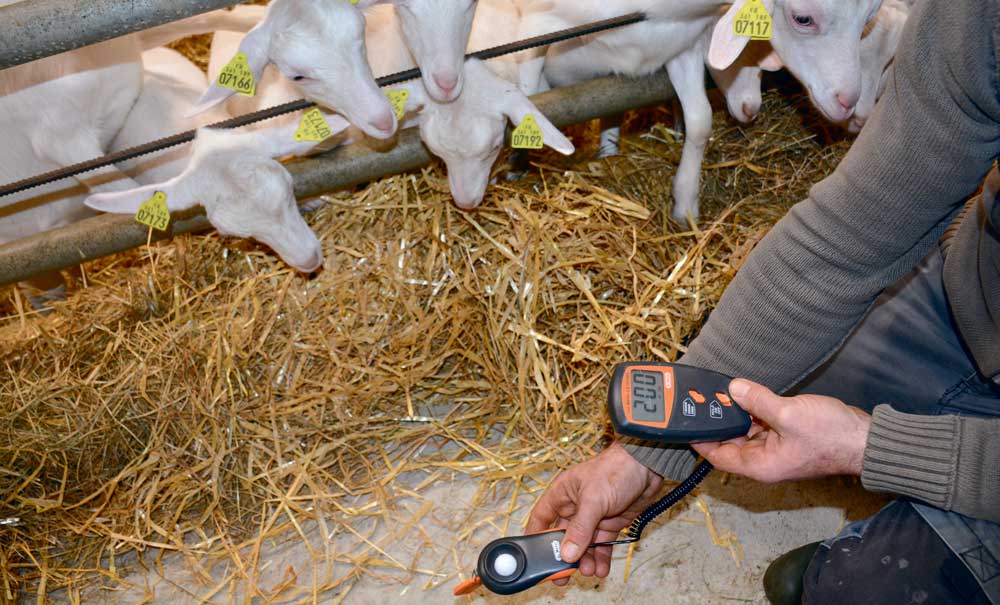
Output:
[0,85,850,601]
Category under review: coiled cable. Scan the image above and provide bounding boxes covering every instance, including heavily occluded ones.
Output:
[590,460,713,547]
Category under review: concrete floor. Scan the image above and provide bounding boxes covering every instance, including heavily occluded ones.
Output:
[63,470,890,605]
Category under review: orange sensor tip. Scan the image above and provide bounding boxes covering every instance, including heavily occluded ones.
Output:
[453,577,482,596]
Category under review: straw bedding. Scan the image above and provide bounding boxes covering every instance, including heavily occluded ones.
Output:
[0,67,851,601]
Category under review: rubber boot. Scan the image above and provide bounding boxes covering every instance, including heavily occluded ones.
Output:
[763,541,822,605]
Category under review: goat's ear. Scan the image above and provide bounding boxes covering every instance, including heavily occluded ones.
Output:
[501,92,574,156]
[708,0,776,70]
[84,180,196,215]
[190,20,271,116]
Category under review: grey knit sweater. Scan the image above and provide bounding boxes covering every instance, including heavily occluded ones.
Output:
[625,0,1000,524]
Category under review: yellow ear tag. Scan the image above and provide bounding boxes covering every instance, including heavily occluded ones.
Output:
[511,114,544,150]
[349,0,359,4]
[217,52,257,97]
[294,108,334,142]
[733,0,773,41]
[135,191,170,232]
[386,89,409,121]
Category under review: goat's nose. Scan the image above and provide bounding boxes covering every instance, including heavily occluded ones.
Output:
[836,89,860,111]
[302,249,324,273]
[742,101,759,122]
[433,71,459,96]
[370,111,395,135]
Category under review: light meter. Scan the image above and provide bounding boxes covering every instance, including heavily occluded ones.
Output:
[607,362,751,443]
[456,362,751,597]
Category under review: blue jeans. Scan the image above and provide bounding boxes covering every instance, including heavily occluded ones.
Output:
[791,249,1000,604]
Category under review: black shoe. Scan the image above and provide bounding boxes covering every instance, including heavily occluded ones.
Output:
[763,542,822,605]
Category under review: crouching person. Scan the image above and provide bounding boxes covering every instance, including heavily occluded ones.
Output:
[526,0,1000,603]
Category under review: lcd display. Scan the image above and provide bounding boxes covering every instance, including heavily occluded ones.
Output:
[630,370,665,423]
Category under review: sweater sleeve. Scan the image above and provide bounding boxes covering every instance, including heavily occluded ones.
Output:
[625,0,1000,486]
[863,405,1000,523]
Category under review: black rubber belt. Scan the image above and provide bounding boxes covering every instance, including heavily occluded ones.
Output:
[0,11,646,199]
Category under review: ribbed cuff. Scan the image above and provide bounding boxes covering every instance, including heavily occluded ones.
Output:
[861,404,959,509]
[620,439,698,481]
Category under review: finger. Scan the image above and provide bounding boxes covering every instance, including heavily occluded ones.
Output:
[692,435,746,459]
[578,551,596,576]
[729,379,787,427]
[698,439,768,476]
[560,495,607,564]
[593,545,613,578]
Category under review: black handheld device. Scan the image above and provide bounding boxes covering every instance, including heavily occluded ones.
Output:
[607,362,751,443]
[453,529,578,596]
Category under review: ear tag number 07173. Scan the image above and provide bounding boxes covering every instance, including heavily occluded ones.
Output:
[217,52,256,97]
[511,114,544,150]
[733,0,772,40]
[135,191,170,232]
[294,108,334,142]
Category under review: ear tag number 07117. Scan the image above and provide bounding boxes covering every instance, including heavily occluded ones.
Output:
[511,114,544,150]
[294,108,334,142]
[733,0,772,40]
[135,191,170,232]
[217,52,256,97]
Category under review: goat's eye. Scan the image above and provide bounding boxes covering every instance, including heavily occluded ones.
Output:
[292,75,306,82]
[792,14,815,27]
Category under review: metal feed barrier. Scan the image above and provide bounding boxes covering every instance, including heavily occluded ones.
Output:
[0,2,675,287]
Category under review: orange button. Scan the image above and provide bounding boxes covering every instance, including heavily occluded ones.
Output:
[689,390,706,404]
[717,392,732,406]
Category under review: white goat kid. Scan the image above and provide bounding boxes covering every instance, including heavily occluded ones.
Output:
[86,128,324,274]
[410,59,574,209]
[518,0,881,223]
[357,0,480,103]
[87,49,326,273]
[195,0,397,141]
[364,0,574,209]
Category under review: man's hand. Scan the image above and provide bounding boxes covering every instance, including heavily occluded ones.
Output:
[526,442,662,583]
[693,379,872,482]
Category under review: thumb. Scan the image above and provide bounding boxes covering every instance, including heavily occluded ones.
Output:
[729,379,787,427]
[560,497,606,563]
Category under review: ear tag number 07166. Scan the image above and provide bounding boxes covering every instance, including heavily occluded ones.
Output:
[511,114,544,150]
[294,108,334,143]
[733,0,772,40]
[217,52,257,97]
[135,191,170,232]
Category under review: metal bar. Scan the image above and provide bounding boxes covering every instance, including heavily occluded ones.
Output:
[0,0,244,71]
[0,70,675,287]
[0,11,647,199]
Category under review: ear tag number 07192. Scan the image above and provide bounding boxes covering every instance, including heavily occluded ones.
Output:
[511,114,544,150]
[135,191,170,232]
[217,52,257,97]
[733,0,772,41]
[294,108,334,143]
